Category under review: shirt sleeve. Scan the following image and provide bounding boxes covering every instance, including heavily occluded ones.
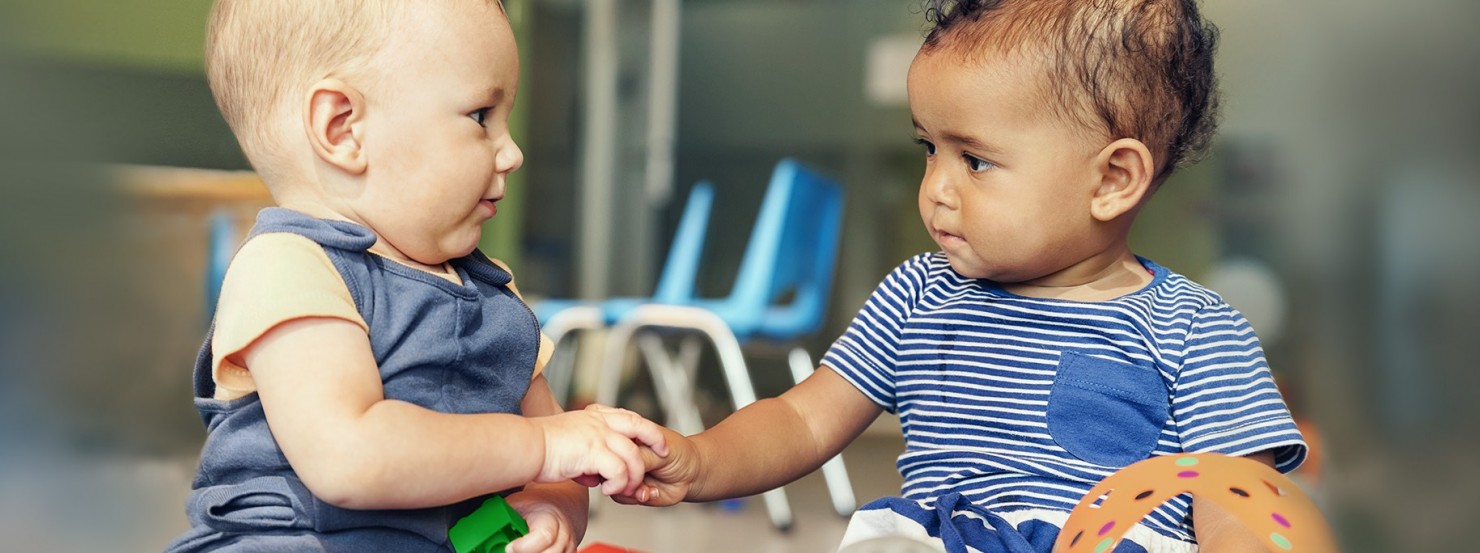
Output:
[1170,302,1308,472]
[211,233,368,399]
[821,253,933,413]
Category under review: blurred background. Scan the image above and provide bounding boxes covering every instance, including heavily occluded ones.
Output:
[1,0,1477,551]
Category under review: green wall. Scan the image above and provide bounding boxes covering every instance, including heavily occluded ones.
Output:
[8,0,211,74]
[3,0,529,265]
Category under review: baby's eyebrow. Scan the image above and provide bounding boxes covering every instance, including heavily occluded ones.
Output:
[482,86,507,105]
[912,120,1004,156]
[944,132,996,152]
[943,130,1007,157]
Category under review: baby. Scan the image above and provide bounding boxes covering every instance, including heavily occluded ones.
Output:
[166,1,665,552]
[623,1,1307,551]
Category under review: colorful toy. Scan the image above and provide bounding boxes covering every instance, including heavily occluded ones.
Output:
[449,496,528,553]
[1053,453,1336,553]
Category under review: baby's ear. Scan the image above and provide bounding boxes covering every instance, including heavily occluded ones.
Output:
[1089,138,1155,222]
[304,79,368,175]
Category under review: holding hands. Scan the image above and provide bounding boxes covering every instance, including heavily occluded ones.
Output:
[612,426,698,507]
[533,404,670,497]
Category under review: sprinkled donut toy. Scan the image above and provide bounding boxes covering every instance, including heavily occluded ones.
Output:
[1053,453,1336,553]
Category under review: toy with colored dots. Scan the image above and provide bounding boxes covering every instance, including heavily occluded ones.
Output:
[1053,454,1336,553]
[449,496,528,553]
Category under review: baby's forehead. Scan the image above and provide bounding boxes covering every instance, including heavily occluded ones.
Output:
[360,6,515,77]
[918,44,1108,133]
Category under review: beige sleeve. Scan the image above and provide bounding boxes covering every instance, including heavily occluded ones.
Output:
[487,257,554,379]
[211,233,368,400]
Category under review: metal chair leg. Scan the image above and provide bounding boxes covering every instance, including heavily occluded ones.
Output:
[593,314,643,409]
[636,331,704,434]
[599,305,795,532]
[660,308,793,532]
[790,347,857,517]
[540,306,606,407]
[676,334,703,399]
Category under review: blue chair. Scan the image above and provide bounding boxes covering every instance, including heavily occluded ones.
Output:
[593,158,853,530]
[534,181,715,405]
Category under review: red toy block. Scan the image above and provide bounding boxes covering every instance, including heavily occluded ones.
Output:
[578,543,644,553]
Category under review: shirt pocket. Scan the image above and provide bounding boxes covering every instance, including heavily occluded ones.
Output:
[1046,351,1169,468]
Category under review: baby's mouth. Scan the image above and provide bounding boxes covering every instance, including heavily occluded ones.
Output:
[479,197,500,216]
[933,228,965,247]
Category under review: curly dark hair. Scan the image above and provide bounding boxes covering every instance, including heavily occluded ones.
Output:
[920,0,1220,179]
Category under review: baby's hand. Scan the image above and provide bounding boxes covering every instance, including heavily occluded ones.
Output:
[504,496,575,553]
[533,404,668,496]
[613,430,697,507]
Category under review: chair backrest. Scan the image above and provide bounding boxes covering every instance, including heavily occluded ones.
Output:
[651,180,715,304]
[205,209,238,320]
[531,180,714,324]
[724,159,845,339]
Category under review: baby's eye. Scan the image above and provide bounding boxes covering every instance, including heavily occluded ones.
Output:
[469,108,492,126]
[913,137,936,156]
[964,154,993,173]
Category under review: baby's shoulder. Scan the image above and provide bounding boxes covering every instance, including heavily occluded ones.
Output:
[1143,264,1227,312]
[230,232,340,278]
[220,232,350,303]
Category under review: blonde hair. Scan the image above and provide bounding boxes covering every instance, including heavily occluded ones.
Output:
[205,0,405,177]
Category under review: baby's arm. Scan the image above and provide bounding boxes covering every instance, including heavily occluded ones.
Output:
[1190,450,1277,552]
[247,317,666,510]
[621,366,881,505]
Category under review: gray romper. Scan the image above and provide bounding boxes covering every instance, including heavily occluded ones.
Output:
[166,208,541,552]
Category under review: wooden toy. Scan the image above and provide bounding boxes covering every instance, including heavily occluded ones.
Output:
[1054,454,1336,552]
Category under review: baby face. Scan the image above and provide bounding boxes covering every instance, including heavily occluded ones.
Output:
[908,48,1109,283]
[352,1,523,266]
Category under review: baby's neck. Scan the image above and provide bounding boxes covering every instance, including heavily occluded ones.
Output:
[275,197,461,283]
[1001,250,1154,302]
[367,244,460,283]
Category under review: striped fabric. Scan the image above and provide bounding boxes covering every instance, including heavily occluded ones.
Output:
[823,252,1307,542]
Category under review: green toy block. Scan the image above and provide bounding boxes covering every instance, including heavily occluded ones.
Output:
[449,496,528,553]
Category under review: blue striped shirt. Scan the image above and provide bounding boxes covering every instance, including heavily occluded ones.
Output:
[823,252,1307,542]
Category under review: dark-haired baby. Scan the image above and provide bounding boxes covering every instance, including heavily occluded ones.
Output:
[621,1,1307,552]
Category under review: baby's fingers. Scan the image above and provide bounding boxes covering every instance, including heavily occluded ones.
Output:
[505,510,565,553]
[611,483,663,506]
[586,443,636,496]
[587,405,669,457]
[601,432,648,496]
[505,529,556,553]
[639,443,667,472]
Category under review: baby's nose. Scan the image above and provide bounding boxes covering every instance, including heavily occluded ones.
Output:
[922,173,957,208]
[497,140,524,173]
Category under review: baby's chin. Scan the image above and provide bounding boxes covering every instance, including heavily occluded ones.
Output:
[941,255,1028,284]
[438,233,484,261]
[941,255,993,280]
[402,247,471,268]
[453,241,480,259]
